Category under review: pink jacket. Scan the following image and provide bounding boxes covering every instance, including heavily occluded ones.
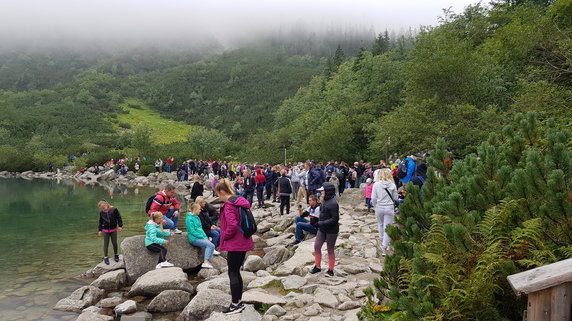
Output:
[219,196,254,252]
[364,184,373,199]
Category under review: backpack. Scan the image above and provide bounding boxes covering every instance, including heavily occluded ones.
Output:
[145,193,159,214]
[229,196,257,238]
[397,160,409,179]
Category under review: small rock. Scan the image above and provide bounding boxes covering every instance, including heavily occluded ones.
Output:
[176,289,231,321]
[197,268,220,280]
[343,264,371,275]
[243,255,266,272]
[313,288,338,308]
[114,300,137,315]
[303,303,323,316]
[369,263,383,273]
[353,289,366,298]
[81,306,102,314]
[147,290,191,313]
[301,284,318,294]
[281,275,306,290]
[264,304,286,317]
[242,289,286,305]
[76,311,114,321]
[91,269,127,291]
[338,301,362,311]
[53,286,105,313]
[96,297,123,308]
[262,247,291,266]
[246,276,279,289]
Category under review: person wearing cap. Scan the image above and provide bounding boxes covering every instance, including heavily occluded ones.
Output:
[309,182,339,277]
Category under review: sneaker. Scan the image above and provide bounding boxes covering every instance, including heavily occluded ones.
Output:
[290,240,301,246]
[213,250,220,256]
[173,229,183,234]
[223,302,245,315]
[325,269,334,277]
[381,247,388,256]
[201,262,214,269]
[103,257,110,265]
[155,263,163,269]
[160,261,174,267]
[114,254,120,262]
[309,266,322,274]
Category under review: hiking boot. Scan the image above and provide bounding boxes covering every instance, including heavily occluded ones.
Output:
[309,266,322,274]
[103,257,110,265]
[173,229,183,234]
[325,269,335,277]
[223,302,245,315]
[114,254,120,262]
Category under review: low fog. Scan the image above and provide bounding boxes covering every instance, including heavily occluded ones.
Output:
[0,0,478,50]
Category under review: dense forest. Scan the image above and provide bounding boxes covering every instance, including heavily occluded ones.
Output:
[0,0,570,172]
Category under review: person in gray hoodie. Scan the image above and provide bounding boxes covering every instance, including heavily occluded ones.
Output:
[371,168,398,256]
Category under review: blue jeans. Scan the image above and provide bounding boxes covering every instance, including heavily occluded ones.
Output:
[365,198,371,211]
[244,189,254,205]
[191,239,215,261]
[163,208,179,230]
[166,164,171,173]
[205,228,221,247]
[295,216,318,242]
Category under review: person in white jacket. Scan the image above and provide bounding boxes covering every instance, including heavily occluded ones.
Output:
[371,168,398,256]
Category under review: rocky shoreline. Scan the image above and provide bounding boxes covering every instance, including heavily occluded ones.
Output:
[49,187,382,321]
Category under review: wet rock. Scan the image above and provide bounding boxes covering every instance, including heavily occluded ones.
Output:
[96,297,123,308]
[53,286,105,313]
[76,311,114,321]
[176,289,231,321]
[121,235,202,283]
[90,269,126,291]
[243,255,266,272]
[81,306,102,314]
[127,267,194,297]
[114,300,137,315]
[147,290,191,313]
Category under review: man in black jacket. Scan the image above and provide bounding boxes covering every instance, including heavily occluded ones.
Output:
[309,182,339,277]
[274,170,293,215]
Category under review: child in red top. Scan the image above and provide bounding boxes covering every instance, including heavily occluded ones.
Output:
[364,178,373,213]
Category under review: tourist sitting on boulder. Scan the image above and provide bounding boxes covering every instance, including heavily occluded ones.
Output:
[195,196,221,247]
[145,212,175,269]
[186,203,219,269]
[147,184,182,234]
[98,199,123,265]
[290,194,320,246]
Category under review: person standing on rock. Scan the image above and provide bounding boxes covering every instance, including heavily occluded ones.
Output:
[147,184,183,234]
[296,163,308,206]
[242,169,256,206]
[275,170,293,215]
[215,179,254,315]
[254,168,266,208]
[98,200,123,265]
[309,182,339,277]
[371,168,398,256]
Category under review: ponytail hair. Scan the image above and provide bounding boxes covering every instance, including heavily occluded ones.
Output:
[214,178,235,196]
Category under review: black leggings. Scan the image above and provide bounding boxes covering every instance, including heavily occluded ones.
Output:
[146,244,167,263]
[279,195,290,215]
[103,231,118,257]
[227,251,247,304]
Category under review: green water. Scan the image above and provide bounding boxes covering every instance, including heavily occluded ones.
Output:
[0,178,168,321]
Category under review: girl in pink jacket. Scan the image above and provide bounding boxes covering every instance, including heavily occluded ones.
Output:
[364,178,373,213]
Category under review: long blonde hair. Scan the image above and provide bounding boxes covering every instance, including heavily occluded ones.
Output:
[98,199,112,211]
[150,211,164,231]
[379,168,393,182]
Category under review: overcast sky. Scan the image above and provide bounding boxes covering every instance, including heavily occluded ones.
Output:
[0,0,480,47]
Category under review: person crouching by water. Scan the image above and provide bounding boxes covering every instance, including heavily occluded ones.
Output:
[186,202,219,269]
[215,179,254,315]
[145,212,175,269]
[290,194,320,246]
[309,182,339,277]
[98,200,123,265]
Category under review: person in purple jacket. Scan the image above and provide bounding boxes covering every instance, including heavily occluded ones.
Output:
[214,179,254,315]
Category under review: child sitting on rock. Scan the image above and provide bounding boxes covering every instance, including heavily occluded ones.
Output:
[145,212,175,269]
[186,203,219,269]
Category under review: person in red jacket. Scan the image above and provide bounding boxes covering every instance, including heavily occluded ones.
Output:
[215,179,254,315]
[254,168,267,208]
[147,184,182,234]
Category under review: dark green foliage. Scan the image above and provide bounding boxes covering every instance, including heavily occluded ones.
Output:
[360,113,572,321]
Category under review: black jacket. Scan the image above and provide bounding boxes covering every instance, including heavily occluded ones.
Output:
[244,175,256,191]
[317,182,339,234]
[200,202,219,224]
[190,182,204,200]
[274,176,293,195]
[98,207,123,231]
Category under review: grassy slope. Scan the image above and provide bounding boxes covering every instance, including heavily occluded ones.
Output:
[116,98,194,144]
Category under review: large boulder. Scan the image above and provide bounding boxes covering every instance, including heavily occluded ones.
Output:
[147,290,191,313]
[53,286,105,313]
[98,170,117,181]
[243,255,266,272]
[274,242,314,276]
[176,289,231,321]
[262,246,291,266]
[121,234,202,283]
[90,269,126,291]
[127,267,194,297]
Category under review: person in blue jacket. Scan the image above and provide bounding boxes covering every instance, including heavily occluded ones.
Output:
[400,155,417,185]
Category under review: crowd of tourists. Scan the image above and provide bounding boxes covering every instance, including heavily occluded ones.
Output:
[96,153,429,315]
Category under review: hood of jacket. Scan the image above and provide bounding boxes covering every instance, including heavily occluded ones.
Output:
[145,220,160,231]
[378,180,395,188]
[227,195,251,208]
[322,182,336,201]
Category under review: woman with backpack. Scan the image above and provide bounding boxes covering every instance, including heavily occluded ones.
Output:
[371,168,398,256]
[214,179,254,315]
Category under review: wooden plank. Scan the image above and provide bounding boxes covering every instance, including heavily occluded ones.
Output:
[528,289,552,321]
[549,282,572,321]
[508,259,572,295]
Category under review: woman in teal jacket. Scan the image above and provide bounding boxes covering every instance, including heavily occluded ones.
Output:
[146,212,175,269]
[186,203,218,269]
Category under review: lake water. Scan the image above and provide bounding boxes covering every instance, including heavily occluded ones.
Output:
[0,178,172,321]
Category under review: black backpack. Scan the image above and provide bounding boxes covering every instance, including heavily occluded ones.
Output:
[397,160,409,179]
[229,196,257,238]
[145,193,159,214]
